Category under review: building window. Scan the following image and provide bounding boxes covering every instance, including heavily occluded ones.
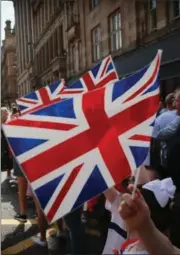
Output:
[173,0,180,17]
[149,0,157,30]
[90,0,99,10]
[109,10,122,52]
[92,25,101,62]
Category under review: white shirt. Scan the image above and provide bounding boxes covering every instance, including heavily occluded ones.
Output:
[152,110,177,138]
[102,192,127,254]
[123,241,148,254]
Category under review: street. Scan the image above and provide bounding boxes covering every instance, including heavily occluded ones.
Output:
[1,171,69,255]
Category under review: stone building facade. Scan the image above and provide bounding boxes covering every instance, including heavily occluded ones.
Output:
[13,0,180,97]
[65,0,180,96]
[1,20,17,106]
[32,0,66,88]
[13,0,66,96]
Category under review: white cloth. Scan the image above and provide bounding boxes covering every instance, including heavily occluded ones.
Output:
[102,191,126,254]
[142,178,176,207]
[123,241,148,254]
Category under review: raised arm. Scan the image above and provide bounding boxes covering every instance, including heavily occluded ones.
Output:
[119,186,180,255]
[137,218,179,255]
[104,187,118,203]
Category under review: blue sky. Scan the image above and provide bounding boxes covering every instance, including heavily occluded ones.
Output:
[1,1,15,41]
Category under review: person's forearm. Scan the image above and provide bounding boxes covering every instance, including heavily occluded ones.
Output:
[104,188,117,203]
[137,219,179,255]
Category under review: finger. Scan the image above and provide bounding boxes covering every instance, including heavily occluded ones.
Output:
[122,193,139,212]
[119,201,133,219]
[128,184,149,210]
[128,184,143,199]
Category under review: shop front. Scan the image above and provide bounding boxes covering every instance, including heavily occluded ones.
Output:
[114,28,180,98]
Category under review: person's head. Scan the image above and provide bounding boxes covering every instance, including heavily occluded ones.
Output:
[1,107,10,123]
[158,100,165,111]
[138,178,176,234]
[165,93,175,110]
[115,176,133,193]
[12,106,19,115]
[174,91,180,114]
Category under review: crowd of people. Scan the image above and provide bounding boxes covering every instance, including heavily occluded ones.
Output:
[1,90,180,254]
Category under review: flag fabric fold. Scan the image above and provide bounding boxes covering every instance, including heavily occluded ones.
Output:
[3,50,162,224]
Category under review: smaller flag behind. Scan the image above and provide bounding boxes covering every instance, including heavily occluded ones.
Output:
[16,55,118,114]
[60,55,119,98]
[16,80,65,115]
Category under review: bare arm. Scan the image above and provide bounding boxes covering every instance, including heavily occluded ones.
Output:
[104,187,118,203]
[137,219,180,255]
[119,187,180,255]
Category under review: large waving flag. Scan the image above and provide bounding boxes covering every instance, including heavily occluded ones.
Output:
[60,55,119,98]
[16,55,118,114]
[3,50,162,224]
[16,80,65,115]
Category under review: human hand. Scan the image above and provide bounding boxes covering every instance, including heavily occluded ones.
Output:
[118,185,151,231]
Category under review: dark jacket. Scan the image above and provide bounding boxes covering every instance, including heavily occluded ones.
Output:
[167,126,180,191]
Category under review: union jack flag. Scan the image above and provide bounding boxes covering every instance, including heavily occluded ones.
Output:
[3,50,162,224]
[60,55,119,98]
[16,80,65,115]
[16,55,118,114]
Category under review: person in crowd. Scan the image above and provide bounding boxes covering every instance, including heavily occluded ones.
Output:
[14,156,48,246]
[145,93,176,179]
[119,183,180,255]
[102,184,127,254]
[13,158,28,222]
[156,91,180,182]
[1,107,13,180]
[64,196,107,254]
[156,91,180,248]
[63,206,86,254]
[10,109,48,246]
[31,196,48,247]
[11,108,28,222]
[157,99,167,116]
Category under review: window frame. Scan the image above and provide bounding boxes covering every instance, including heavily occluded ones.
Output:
[108,9,122,52]
[90,0,99,11]
[91,24,101,62]
[173,0,180,18]
[149,0,157,30]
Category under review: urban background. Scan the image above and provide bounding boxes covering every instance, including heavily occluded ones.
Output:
[1,0,180,107]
